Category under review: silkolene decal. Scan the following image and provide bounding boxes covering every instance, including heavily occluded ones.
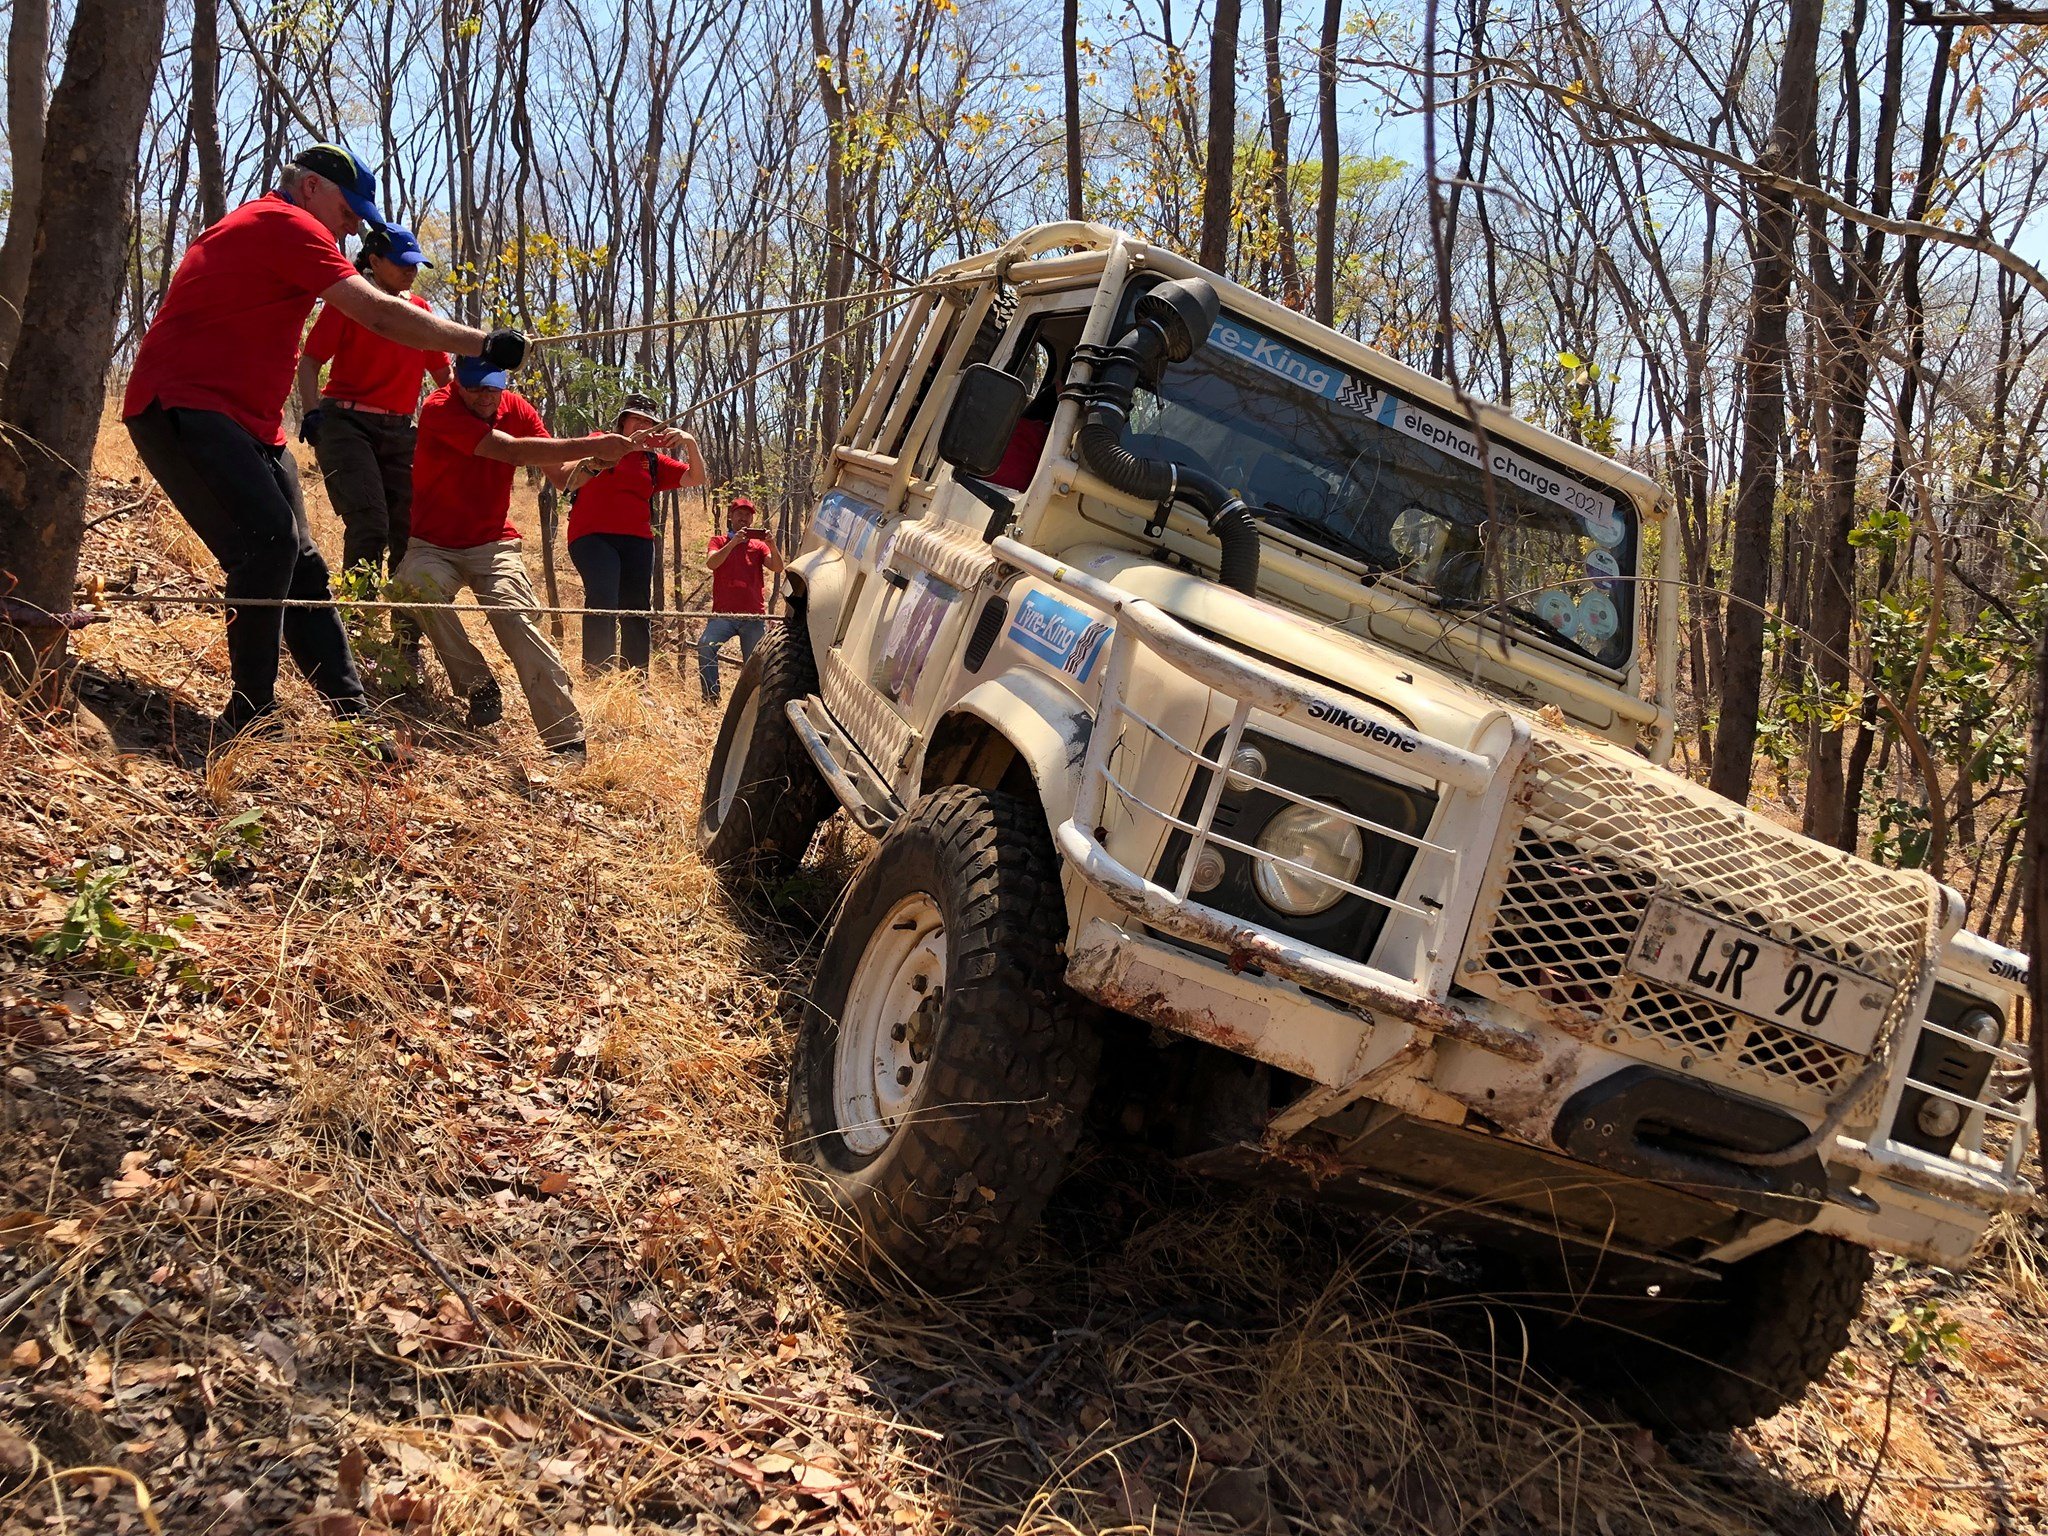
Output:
[1204,318,1621,539]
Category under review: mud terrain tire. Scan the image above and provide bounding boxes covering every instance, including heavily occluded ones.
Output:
[1571,1233,1872,1434]
[783,785,1099,1288]
[696,618,832,887]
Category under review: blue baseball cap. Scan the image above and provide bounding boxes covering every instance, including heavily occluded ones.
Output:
[362,222,431,268]
[455,354,510,390]
[291,143,385,227]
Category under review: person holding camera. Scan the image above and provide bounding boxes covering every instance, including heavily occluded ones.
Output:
[698,495,782,704]
[563,392,706,674]
[123,143,521,740]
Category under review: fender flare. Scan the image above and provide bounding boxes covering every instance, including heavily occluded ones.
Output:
[935,669,1094,835]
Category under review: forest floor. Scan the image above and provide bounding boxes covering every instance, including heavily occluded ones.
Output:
[3,462,2048,1535]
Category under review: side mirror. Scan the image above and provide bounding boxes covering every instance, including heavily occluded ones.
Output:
[938,364,1029,478]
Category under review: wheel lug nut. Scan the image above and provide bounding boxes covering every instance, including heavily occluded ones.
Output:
[911,975,929,994]
[890,1023,907,1041]
[896,1066,914,1086]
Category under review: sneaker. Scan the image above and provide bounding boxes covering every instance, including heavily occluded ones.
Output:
[549,739,588,762]
[467,680,504,728]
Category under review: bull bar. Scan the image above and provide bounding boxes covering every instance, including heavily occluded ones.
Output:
[990,537,1540,1065]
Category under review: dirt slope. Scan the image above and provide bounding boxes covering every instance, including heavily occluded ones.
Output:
[1,478,2045,1535]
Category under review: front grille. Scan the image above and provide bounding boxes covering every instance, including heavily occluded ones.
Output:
[1622,980,1858,1093]
[1479,833,1654,1018]
[1478,835,1860,1096]
[1467,733,1936,1110]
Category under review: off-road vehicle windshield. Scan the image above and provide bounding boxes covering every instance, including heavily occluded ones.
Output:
[1125,310,1640,669]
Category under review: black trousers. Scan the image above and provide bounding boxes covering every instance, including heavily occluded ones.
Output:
[312,407,417,576]
[126,402,364,715]
[568,532,655,673]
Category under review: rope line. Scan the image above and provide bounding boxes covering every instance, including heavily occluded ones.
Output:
[531,280,947,346]
[83,592,788,623]
[635,293,917,432]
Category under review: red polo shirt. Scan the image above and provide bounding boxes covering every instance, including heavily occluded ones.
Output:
[124,193,358,445]
[709,531,771,615]
[410,385,548,549]
[566,450,689,543]
[304,294,447,416]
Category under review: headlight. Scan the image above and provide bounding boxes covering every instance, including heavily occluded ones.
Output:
[1254,804,1365,916]
[1954,1007,2003,1045]
[1916,1098,1964,1139]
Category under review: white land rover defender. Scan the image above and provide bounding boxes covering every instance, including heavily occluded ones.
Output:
[696,223,2035,1432]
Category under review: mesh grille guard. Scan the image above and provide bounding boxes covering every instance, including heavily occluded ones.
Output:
[1464,732,1940,1119]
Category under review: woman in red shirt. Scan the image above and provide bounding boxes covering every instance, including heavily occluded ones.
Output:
[563,393,706,674]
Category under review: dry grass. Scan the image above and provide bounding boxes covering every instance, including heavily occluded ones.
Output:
[1,477,2045,1534]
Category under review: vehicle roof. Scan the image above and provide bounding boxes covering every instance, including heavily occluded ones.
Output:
[945,221,1673,522]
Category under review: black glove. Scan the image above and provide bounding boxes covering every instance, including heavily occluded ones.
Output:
[298,408,324,445]
[481,328,527,370]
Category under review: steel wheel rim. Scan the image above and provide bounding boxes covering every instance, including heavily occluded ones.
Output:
[834,891,946,1156]
[713,685,761,829]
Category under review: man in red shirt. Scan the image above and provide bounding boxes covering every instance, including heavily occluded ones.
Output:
[396,356,636,758]
[563,391,706,674]
[699,495,784,703]
[296,222,449,609]
[124,143,521,740]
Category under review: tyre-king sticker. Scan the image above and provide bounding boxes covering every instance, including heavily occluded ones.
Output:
[1008,591,1112,683]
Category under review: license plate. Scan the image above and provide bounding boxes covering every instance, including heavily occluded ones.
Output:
[1626,896,1892,1055]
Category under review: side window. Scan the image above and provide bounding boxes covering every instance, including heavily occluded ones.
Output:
[969,310,1088,491]
[907,294,1020,479]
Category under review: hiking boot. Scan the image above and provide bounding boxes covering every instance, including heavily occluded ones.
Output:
[467,679,504,728]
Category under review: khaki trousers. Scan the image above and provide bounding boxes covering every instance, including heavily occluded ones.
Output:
[395,538,584,748]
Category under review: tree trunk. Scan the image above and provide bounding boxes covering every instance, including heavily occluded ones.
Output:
[1707,0,1822,806]
[2029,603,2048,1152]
[0,0,50,370]
[1198,0,1239,272]
[191,0,225,227]
[1312,0,1338,326]
[1803,0,1900,848]
[1849,21,1953,852]
[1428,0,1484,380]
[0,0,168,691]
[1259,0,1301,307]
[1063,0,1083,220]
[810,0,852,459]
[538,482,564,645]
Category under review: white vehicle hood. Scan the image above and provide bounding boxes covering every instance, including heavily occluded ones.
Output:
[1065,544,1516,756]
